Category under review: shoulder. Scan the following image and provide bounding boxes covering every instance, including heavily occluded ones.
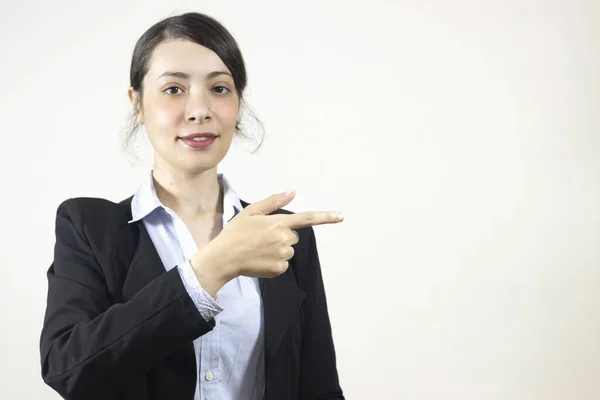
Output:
[57,196,133,222]
[52,196,141,275]
[55,196,135,240]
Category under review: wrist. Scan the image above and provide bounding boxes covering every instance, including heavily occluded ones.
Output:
[190,243,237,296]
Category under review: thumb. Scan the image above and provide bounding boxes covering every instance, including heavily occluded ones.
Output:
[244,189,296,216]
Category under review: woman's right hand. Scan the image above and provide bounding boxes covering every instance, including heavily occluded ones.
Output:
[189,189,344,295]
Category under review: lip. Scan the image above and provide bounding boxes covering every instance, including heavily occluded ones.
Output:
[179,133,218,149]
[179,132,218,140]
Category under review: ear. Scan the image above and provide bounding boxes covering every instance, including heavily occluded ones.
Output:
[127,87,144,125]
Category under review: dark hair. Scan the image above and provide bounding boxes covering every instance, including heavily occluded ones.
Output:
[123,12,263,158]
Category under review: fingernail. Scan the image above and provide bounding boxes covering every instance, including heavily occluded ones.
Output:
[284,188,294,196]
[337,212,344,221]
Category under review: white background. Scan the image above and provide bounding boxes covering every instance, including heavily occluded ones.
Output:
[1,0,599,399]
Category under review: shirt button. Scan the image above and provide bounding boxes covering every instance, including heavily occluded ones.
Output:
[205,371,214,381]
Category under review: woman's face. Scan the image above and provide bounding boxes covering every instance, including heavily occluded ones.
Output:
[128,39,239,174]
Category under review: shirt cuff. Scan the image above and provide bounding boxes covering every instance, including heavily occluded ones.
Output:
[177,260,224,321]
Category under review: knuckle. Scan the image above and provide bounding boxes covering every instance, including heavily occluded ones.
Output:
[271,219,284,231]
[279,261,289,273]
[278,246,288,259]
[291,230,299,244]
[305,213,316,225]
[267,196,278,209]
[271,261,286,276]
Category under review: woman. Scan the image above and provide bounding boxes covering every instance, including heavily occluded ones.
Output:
[39,12,345,400]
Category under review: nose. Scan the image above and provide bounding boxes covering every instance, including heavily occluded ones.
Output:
[185,90,212,123]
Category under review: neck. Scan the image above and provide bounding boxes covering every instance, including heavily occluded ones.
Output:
[151,164,223,219]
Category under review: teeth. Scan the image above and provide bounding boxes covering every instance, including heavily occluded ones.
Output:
[192,137,210,141]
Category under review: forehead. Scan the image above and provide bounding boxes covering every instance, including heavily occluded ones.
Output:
[145,39,231,79]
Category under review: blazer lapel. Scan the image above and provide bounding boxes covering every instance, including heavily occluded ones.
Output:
[116,197,197,378]
[114,197,166,301]
[120,219,169,301]
[260,271,306,370]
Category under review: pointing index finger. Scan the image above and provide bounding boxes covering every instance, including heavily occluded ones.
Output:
[280,211,344,229]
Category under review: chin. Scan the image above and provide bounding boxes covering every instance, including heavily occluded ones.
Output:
[167,147,229,174]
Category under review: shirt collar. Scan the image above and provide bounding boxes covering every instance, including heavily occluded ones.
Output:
[129,170,243,223]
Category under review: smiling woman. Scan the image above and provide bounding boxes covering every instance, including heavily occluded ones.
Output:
[39,11,344,400]
[129,39,240,174]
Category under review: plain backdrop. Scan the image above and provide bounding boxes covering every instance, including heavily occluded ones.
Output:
[1,0,599,399]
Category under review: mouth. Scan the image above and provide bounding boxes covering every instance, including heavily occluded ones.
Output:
[179,132,218,140]
[178,132,219,149]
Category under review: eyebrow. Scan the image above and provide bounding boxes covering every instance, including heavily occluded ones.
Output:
[157,71,232,81]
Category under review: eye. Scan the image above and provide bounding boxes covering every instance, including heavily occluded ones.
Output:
[213,86,231,95]
[164,87,183,95]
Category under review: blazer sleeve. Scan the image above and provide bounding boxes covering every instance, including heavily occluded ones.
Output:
[39,199,213,399]
[299,227,345,400]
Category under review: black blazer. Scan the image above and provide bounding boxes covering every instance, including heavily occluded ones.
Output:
[40,196,344,400]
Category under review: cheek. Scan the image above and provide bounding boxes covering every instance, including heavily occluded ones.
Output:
[213,101,239,128]
[151,102,183,126]
[143,100,183,148]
